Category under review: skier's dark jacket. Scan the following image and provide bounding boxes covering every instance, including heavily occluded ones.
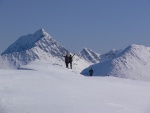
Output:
[65,55,69,63]
[69,54,75,63]
[89,68,93,75]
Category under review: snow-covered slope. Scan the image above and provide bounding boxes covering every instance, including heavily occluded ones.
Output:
[78,48,100,63]
[0,61,150,113]
[0,55,15,69]
[81,44,150,82]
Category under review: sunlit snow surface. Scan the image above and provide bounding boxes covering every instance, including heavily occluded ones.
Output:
[0,61,150,113]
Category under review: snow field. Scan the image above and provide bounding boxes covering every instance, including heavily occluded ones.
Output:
[0,61,150,113]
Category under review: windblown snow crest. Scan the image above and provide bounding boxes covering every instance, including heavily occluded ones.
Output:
[81,44,150,81]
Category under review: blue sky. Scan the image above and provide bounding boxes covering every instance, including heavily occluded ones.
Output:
[0,0,150,54]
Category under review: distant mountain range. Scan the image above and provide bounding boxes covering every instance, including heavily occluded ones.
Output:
[1,29,150,81]
[81,44,150,81]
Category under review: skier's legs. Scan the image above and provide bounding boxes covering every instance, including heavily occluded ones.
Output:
[66,62,68,68]
[70,62,72,69]
[90,72,92,76]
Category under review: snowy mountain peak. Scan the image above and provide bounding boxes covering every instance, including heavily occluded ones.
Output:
[1,29,69,68]
[130,44,139,48]
[117,44,146,58]
[125,44,143,51]
[78,48,100,63]
[1,29,61,55]
[39,28,45,32]
[34,28,47,37]
[2,29,47,54]
[82,47,89,51]
[82,48,99,55]
[100,49,122,62]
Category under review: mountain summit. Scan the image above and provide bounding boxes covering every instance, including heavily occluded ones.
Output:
[78,48,100,63]
[2,29,67,56]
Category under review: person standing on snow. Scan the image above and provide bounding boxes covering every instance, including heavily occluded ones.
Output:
[69,54,75,69]
[64,53,69,68]
[89,68,94,76]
